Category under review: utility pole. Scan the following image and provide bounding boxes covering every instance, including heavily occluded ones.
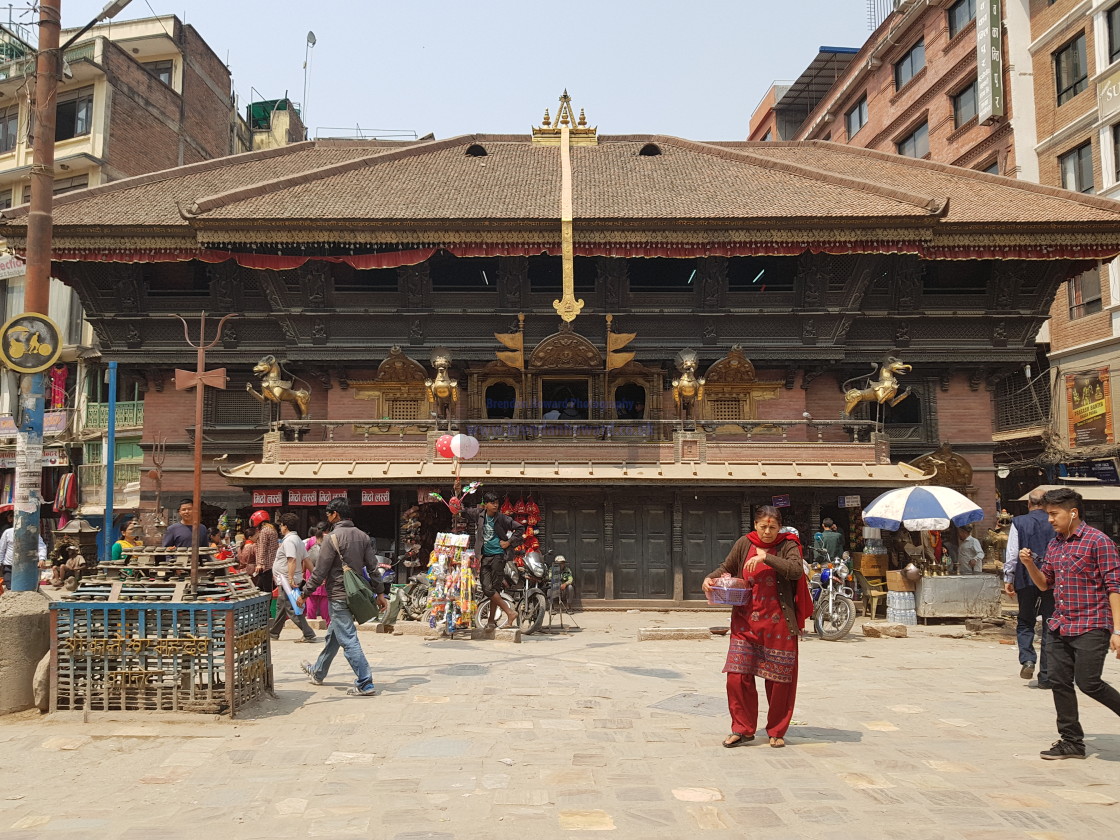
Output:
[8,1,135,591]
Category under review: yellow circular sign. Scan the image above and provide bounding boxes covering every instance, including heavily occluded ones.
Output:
[0,312,63,374]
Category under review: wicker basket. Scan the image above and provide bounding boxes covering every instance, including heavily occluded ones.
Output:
[707,578,751,606]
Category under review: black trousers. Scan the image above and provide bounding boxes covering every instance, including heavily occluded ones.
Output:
[1049,628,1120,748]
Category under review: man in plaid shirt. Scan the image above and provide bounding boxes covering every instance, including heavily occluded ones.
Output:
[1020,487,1120,760]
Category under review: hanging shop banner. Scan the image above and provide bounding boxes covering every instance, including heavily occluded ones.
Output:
[976,0,1004,122]
[0,448,67,469]
[772,494,791,508]
[0,411,68,436]
[1066,368,1113,447]
[0,253,25,280]
[252,489,283,507]
[318,488,347,505]
[361,488,391,506]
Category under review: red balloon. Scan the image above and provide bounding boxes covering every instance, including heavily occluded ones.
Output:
[435,434,454,458]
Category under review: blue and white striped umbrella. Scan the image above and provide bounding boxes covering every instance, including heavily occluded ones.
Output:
[862,486,984,532]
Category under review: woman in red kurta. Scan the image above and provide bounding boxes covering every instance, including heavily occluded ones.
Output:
[704,505,811,748]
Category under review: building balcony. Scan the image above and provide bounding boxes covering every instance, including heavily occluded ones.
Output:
[83,400,144,430]
[76,461,141,505]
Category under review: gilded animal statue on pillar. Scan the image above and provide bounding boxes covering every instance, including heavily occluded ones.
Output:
[672,349,705,422]
[425,347,459,428]
[842,356,913,417]
[246,355,311,420]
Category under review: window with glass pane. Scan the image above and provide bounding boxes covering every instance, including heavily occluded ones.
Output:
[1059,142,1094,194]
[143,60,174,87]
[894,39,925,89]
[897,122,929,158]
[1068,267,1102,319]
[55,87,94,141]
[982,160,998,175]
[0,106,18,153]
[1110,4,1120,65]
[953,80,978,128]
[846,96,868,139]
[948,0,976,39]
[1054,34,1087,105]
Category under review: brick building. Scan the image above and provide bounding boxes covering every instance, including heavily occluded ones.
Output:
[5,92,1120,602]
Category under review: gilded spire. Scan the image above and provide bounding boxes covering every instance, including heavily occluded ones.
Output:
[532,91,597,146]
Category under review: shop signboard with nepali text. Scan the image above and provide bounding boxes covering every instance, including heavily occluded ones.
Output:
[977,0,1004,123]
[1066,368,1113,447]
[288,488,348,506]
[361,488,390,506]
[252,489,283,507]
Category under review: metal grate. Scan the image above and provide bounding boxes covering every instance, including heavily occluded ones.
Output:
[208,387,270,426]
[994,370,1050,432]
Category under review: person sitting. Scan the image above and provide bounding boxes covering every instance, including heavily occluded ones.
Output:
[550,555,576,611]
[956,524,984,574]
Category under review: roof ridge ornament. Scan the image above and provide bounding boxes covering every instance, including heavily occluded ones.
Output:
[533,90,597,146]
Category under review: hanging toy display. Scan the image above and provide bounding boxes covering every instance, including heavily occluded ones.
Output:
[426,532,478,635]
[504,493,544,556]
[429,481,482,516]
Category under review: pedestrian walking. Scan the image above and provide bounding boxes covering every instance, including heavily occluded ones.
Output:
[1004,489,1057,687]
[704,505,812,749]
[1018,487,1120,760]
[302,523,331,626]
[269,513,318,643]
[297,498,386,696]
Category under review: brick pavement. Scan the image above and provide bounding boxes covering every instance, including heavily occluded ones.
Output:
[1,612,1119,839]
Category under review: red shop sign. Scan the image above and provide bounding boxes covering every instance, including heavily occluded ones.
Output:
[361,488,391,506]
[319,488,347,505]
[252,489,283,507]
[288,488,319,506]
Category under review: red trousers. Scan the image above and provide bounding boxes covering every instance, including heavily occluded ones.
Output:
[726,662,798,738]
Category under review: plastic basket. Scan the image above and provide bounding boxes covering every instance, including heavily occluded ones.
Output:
[707,578,751,606]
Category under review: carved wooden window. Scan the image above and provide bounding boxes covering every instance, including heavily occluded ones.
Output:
[485,382,518,419]
[205,387,270,426]
[386,399,422,420]
[709,399,742,422]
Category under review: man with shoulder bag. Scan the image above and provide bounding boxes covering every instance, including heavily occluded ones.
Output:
[297,498,387,696]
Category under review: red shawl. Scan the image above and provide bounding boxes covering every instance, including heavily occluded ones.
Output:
[746,530,814,629]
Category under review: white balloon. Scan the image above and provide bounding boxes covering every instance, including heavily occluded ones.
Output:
[451,434,480,459]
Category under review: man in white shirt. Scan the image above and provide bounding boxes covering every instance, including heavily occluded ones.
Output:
[268,513,319,643]
[0,521,48,591]
[956,525,984,574]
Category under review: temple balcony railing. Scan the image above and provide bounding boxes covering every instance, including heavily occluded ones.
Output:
[261,418,891,466]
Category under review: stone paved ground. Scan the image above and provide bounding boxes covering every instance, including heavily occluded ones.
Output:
[1,611,1120,839]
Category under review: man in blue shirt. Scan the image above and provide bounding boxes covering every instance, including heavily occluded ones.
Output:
[464,491,524,628]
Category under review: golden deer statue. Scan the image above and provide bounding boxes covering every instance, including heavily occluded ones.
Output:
[246,355,311,420]
[672,349,705,422]
[843,356,912,417]
[425,347,459,427]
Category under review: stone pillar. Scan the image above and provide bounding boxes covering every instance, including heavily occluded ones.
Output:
[0,591,50,715]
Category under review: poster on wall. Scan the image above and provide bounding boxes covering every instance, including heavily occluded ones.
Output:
[1066,368,1113,447]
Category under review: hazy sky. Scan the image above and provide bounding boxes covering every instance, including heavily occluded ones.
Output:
[49,0,871,141]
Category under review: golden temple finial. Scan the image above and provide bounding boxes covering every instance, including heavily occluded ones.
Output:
[532,90,597,146]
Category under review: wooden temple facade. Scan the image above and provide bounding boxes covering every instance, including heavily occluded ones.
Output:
[6,94,1120,603]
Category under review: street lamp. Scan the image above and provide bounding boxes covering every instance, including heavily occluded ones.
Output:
[8,0,135,591]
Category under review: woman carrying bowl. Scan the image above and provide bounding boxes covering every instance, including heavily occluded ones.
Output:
[703,505,812,749]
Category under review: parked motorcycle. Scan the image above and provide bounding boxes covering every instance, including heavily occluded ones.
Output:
[475,549,550,635]
[393,546,430,621]
[809,552,856,641]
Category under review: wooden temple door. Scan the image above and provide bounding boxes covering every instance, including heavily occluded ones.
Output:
[613,502,672,599]
[545,496,605,599]
[682,500,742,599]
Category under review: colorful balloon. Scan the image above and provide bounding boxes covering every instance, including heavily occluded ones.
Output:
[435,434,455,458]
[450,434,480,459]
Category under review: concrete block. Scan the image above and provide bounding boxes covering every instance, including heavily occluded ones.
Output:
[862,621,908,638]
[0,591,51,715]
[496,628,522,643]
[33,652,50,712]
[637,627,714,642]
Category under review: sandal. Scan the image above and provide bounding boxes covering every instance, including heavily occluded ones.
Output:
[769,736,785,748]
[722,733,753,748]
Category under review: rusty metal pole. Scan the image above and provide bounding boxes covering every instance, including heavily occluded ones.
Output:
[190,313,206,592]
[23,0,61,316]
